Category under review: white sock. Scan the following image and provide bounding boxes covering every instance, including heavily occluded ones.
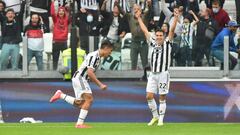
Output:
[159,100,166,123]
[60,93,75,105]
[147,99,159,119]
[77,109,88,125]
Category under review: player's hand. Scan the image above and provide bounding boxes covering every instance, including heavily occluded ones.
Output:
[100,84,107,90]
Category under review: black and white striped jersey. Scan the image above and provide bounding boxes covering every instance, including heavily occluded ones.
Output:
[148,36,172,73]
[74,50,101,80]
[79,0,99,10]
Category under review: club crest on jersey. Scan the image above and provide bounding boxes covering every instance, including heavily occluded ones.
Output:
[153,47,162,53]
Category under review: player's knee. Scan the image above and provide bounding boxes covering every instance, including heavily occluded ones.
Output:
[146,95,154,100]
[86,96,94,104]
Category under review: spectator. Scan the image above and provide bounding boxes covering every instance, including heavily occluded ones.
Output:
[236,0,240,24]
[193,8,218,66]
[51,0,70,70]
[30,0,51,32]
[24,14,47,70]
[161,0,184,66]
[0,1,6,50]
[103,0,130,13]
[161,22,170,37]
[76,0,100,53]
[200,0,225,8]
[0,1,25,70]
[100,0,128,52]
[178,10,199,66]
[100,1,129,70]
[127,3,150,70]
[76,7,100,53]
[210,0,230,32]
[211,21,240,70]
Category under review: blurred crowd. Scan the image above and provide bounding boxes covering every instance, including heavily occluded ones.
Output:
[0,0,239,71]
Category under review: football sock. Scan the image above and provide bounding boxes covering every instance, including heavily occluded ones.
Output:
[159,100,166,123]
[77,109,88,125]
[147,99,159,118]
[60,94,75,105]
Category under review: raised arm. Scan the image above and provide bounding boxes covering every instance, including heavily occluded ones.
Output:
[161,0,173,20]
[189,10,199,26]
[135,9,151,41]
[168,10,179,41]
[51,0,57,22]
[101,0,108,11]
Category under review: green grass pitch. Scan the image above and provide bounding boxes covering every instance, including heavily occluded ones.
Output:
[0,123,239,135]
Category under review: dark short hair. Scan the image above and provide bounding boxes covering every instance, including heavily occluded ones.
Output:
[155,28,164,34]
[100,40,114,49]
[212,0,220,5]
[6,8,15,14]
[0,1,6,8]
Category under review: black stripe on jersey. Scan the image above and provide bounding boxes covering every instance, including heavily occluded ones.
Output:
[151,51,154,70]
[165,42,169,71]
[73,71,79,78]
[159,45,164,72]
[154,53,159,72]
[80,67,88,77]
[88,56,93,66]
[85,75,89,80]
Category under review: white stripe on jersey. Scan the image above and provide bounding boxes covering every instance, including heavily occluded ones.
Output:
[74,50,101,80]
[148,36,172,73]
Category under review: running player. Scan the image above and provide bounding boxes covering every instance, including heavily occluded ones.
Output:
[49,40,113,128]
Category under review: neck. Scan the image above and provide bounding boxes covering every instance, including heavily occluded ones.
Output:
[99,49,104,57]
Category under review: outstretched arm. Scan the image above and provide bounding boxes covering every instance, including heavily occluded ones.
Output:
[135,10,151,41]
[168,10,179,41]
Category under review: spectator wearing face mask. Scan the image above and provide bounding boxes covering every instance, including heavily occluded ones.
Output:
[200,0,225,9]
[178,10,199,66]
[75,8,100,53]
[210,0,229,33]
[51,0,70,70]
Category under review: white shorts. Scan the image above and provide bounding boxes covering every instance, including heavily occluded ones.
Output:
[146,71,170,95]
[72,75,92,100]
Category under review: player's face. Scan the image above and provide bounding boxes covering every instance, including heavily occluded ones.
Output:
[102,47,113,58]
[156,31,164,43]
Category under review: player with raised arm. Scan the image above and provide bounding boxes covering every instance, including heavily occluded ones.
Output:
[135,7,179,126]
[49,40,113,128]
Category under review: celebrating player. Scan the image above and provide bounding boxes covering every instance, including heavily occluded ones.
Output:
[49,40,113,128]
[135,6,179,126]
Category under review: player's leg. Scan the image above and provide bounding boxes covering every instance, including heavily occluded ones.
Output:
[157,71,170,126]
[158,94,167,126]
[76,93,93,126]
[146,73,159,126]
